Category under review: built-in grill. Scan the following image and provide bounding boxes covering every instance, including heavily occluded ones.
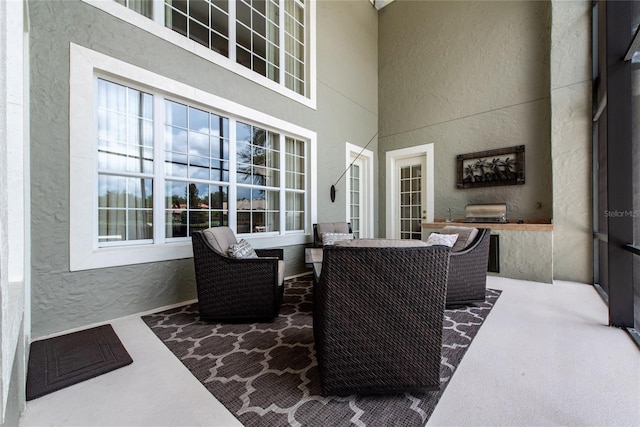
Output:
[463,203,508,223]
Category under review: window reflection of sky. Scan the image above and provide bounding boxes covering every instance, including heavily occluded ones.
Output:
[97,80,305,238]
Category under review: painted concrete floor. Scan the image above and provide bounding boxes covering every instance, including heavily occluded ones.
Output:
[19,275,640,427]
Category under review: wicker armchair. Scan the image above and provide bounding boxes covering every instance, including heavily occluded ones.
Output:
[313,222,352,247]
[445,227,491,307]
[313,240,450,396]
[191,227,284,322]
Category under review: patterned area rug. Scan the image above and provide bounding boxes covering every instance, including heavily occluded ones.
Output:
[142,276,500,427]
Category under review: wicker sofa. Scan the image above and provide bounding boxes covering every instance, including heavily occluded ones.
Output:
[191,227,284,322]
[313,239,450,396]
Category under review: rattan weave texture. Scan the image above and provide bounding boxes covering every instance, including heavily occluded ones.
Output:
[314,245,451,396]
[191,231,284,322]
[446,228,491,307]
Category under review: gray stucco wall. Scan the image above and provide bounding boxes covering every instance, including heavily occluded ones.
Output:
[550,1,593,283]
[29,0,378,337]
[377,0,553,225]
[377,0,593,284]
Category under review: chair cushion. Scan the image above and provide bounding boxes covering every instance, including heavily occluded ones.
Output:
[202,226,237,255]
[322,232,354,246]
[425,232,458,248]
[440,226,479,252]
[227,239,258,258]
[335,238,428,248]
[278,260,285,287]
[316,222,350,238]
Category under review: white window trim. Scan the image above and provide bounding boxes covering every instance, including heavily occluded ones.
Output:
[70,43,317,271]
[80,0,317,110]
[385,144,434,238]
[345,142,374,238]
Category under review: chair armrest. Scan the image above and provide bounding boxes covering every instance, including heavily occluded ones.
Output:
[255,248,284,260]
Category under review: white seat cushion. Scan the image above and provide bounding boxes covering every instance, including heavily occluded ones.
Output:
[278,260,285,286]
[203,226,237,255]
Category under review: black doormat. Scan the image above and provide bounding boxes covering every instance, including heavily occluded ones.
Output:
[26,324,133,400]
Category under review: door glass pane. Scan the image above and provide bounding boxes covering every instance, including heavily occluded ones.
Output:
[399,164,422,240]
[349,164,361,238]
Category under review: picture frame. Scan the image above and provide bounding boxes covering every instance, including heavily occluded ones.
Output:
[456,145,525,189]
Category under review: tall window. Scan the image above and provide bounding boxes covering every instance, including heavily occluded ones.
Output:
[236,122,280,233]
[97,79,154,245]
[236,0,280,82]
[116,0,306,96]
[285,136,305,231]
[284,0,305,94]
[165,0,230,56]
[116,0,152,18]
[164,100,230,238]
[95,78,307,248]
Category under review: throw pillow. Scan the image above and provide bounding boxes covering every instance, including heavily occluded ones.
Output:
[441,226,479,252]
[322,232,354,246]
[227,239,258,258]
[425,232,458,248]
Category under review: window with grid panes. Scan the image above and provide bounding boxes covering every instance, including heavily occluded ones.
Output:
[114,0,306,96]
[96,78,307,247]
[97,79,154,245]
[285,136,305,231]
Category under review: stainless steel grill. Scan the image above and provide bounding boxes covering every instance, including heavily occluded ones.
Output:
[463,203,507,223]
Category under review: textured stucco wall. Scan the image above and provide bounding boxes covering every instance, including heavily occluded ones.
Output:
[315,0,378,225]
[424,227,553,283]
[29,0,378,337]
[1,0,28,421]
[488,230,553,283]
[378,0,552,226]
[550,1,592,283]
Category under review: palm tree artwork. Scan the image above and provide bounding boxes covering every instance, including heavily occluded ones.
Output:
[457,145,525,188]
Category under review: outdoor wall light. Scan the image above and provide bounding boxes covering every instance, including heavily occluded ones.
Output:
[330,132,377,203]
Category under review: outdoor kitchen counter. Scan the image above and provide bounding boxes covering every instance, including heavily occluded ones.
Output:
[421,221,553,231]
[422,221,554,283]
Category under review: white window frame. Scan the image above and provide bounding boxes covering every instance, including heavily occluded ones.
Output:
[81,0,317,110]
[69,43,317,271]
[345,142,374,238]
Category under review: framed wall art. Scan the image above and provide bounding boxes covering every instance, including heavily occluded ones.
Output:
[456,145,525,189]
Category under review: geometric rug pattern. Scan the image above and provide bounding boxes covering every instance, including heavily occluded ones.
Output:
[142,275,500,426]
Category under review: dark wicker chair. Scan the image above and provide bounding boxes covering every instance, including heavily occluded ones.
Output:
[446,228,491,307]
[313,241,450,396]
[191,228,284,322]
[313,222,352,247]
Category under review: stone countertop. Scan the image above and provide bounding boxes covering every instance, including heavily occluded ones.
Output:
[422,220,553,232]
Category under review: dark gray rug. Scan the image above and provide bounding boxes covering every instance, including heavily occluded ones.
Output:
[26,324,133,400]
[142,276,500,426]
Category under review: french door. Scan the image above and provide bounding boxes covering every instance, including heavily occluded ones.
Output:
[395,156,425,240]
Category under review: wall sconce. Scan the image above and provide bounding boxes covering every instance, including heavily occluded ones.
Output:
[330,132,377,203]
